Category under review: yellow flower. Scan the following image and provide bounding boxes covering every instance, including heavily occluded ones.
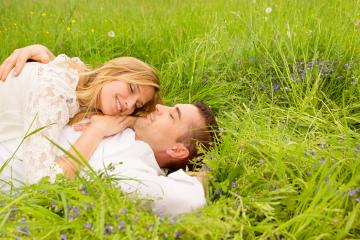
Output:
[45,31,49,34]
[71,19,76,24]
[67,27,71,32]
[91,28,95,33]
[30,11,34,15]
[41,12,47,17]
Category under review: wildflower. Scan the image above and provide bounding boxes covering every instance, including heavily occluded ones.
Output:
[158,210,164,221]
[19,226,30,235]
[41,12,47,17]
[114,213,119,219]
[89,202,95,210]
[91,28,95,33]
[105,224,114,234]
[319,142,326,149]
[272,83,280,91]
[231,182,237,188]
[146,224,154,231]
[214,189,221,195]
[30,11,34,15]
[344,63,351,69]
[20,217,26,222]
[73,206,79,212]
[265,7,272,14]
[320,157,325,165]
[66,204,72,210]
[174,230,181,238]
[324,177,329,183]
[107,30,115,38]
[356,21,360,26]
[66,27,71,32]
[84,222,91,229]
[68,214,74,221]
[71,19,76,24]
[356,198,360,203]
[133,215,138,223]
[303,152,309,157]
[310,150,316,156]
[122,208,128,215]
[306,169,311,175]
[201,165,211,171]
[259,158,265,164]
[351,79,357,85]
[349,189,356,197]
[163,233,169,239]
[313,162,318,168]
[118,220,125,230]
[80,185,88,194]
[60,233,67,240]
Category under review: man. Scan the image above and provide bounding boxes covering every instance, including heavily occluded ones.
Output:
[0,45,219,216]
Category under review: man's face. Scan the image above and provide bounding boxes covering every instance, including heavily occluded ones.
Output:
[134,104,204,166]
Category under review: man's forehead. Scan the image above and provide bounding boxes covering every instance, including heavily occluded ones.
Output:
[176,104,203,126]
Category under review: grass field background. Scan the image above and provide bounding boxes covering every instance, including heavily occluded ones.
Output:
[0,0,359,239]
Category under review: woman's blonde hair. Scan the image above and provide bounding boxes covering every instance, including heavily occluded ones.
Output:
[68,57,162,124]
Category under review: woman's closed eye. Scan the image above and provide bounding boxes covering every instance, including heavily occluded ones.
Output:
[129,83,135,93]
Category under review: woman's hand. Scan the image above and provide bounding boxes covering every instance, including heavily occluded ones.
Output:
[73,115,137,137]
[0,44,55,80]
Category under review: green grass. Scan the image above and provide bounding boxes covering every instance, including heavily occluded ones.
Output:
[0,0,359,239]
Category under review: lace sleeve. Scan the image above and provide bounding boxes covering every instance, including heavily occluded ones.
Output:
[22,54,80,184]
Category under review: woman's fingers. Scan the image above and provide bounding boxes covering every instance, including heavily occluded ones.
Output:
[0,52,18,80]
[73,123,90,131]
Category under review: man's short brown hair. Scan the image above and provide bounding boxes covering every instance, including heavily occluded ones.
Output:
[173,101,219,170]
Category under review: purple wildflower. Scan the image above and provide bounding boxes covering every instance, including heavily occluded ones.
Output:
[19,225,30,235]
[356,198,360,203]
[60,233,67,240]
[80,186,88,195]
[311,150,316,156]
[105,224,114,234]
[133,215,138,223]
[344,63,351,69]
[214,189,221,195]
[122,208,128,215]
[89,202,94,210]
[20,217,26,222]
[174,230,181,238]
[304,152,309,157]
[66,204,72,210]
[84,222,91,229]
[320,157,325,165]
[313,162,318,168]
[201,165,211,171]
[73,206,79,212]
[324,177,329,183]
[349,189,356,197]
[114,213,119,219]
[118,220,125,230]
[50,201,56,206]
[231,182,237,188]
[158,211,164,221]
[272,83,281,91]
[68,214,74,221]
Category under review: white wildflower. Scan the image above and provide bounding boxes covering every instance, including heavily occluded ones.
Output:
[265,7,272,14]
[107,31,115,38]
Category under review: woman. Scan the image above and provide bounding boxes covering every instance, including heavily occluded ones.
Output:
[0,45,161,184]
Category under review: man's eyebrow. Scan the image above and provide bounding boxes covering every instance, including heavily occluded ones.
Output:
[175,106,181,120]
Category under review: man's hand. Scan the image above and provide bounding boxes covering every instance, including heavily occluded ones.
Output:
[73,115,137,137]
[0,44,55,81]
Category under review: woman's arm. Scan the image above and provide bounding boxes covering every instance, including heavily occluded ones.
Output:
[0,44,55,80]
[57,115,136,177]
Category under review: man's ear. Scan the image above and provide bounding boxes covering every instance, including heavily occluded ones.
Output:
[165,143,189,160]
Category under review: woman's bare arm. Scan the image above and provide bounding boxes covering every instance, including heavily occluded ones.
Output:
[0,44,55,80]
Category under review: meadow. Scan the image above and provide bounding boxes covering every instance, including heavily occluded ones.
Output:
[0,0,359,239]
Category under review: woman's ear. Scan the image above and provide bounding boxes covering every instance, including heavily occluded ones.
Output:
[165,143,189,160]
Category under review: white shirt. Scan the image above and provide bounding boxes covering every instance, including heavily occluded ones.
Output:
[0,55,81,183]
[0,124,205,216]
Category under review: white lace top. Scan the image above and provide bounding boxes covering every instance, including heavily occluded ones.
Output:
[0,54,82,184]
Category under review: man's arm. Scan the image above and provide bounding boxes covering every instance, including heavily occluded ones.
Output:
[0,44,55,80]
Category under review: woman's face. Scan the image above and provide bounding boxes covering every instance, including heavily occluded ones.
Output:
[99,80,155,116]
